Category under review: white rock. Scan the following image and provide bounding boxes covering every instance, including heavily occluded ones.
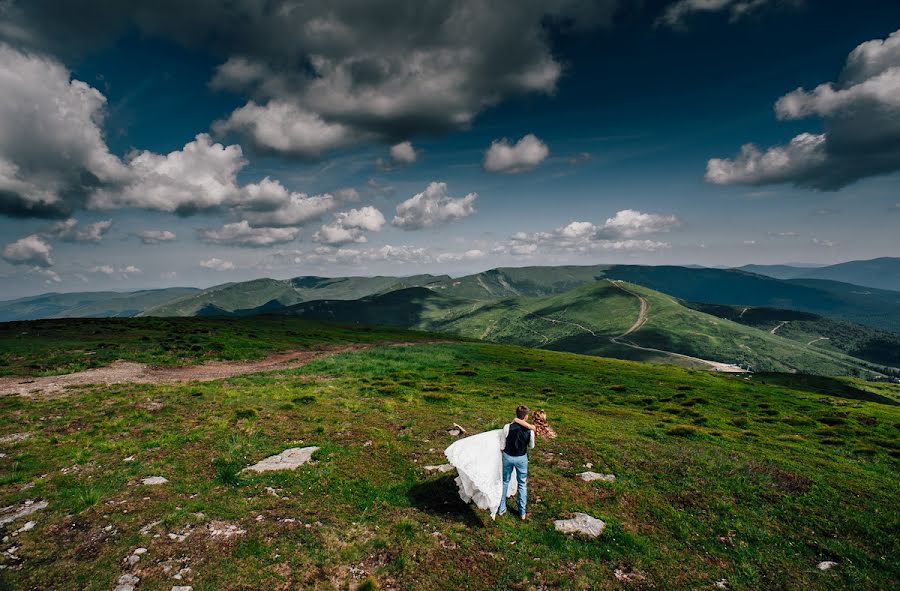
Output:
[133,548,147,555]
[0,432,30,444]
[423,464,454,473]
[113,574,139,591]
[715,579,729,589]
[242,447,319,473]
[553,513,606,537]
[0,500,48,526]
[141,476,169,486]
[172,587,193,591]
[817,561,838,571]
[14,520,36,534]
[207,521,246,538]
[123,456,135,463]
[576,472,616,483]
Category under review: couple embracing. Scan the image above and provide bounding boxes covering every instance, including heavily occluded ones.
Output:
[444,405,555,520]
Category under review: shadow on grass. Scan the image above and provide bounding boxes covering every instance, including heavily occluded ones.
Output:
[407,475,483,527]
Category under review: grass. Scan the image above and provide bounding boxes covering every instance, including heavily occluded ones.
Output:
[0,321,898,590]
[0,316,437,376]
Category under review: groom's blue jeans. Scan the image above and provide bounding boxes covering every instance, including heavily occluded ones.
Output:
[498,451,528,516]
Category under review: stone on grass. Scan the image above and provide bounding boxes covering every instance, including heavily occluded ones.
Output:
[817,561,838,571]
[576,471,616,483]
[171,587,193,591]
[715,579,729,589]
[242,447,319,473]
[423,464,454,473]
[207,521,246,538]
[141,476,169,486]
[0,500,48,526]
[113,574,139,591]
[554,513,605,537]
[14,520,36,534]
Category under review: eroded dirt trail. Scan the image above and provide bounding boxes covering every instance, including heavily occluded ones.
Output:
[0,341,438,396]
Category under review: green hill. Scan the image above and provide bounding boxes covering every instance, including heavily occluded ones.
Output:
[598,266,900,332]
[140,274,448,317]
[687,302,900,371]
[274,281,892,377]
[0,319,897,590]
[0,288,200,321]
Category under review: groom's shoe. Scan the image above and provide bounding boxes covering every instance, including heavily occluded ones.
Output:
[498,508,506,516]
[520,512,527,521]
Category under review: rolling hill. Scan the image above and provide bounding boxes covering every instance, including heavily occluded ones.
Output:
[271,280,893,376]
[597,266,900,332]
[0,287,200,322]
[737,257,900,291]
[140,274,449,316]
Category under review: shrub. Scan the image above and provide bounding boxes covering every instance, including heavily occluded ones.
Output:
[667,425,698,437]
[213,458,243,486]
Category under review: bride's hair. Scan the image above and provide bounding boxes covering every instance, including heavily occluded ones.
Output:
[532,409,556,438]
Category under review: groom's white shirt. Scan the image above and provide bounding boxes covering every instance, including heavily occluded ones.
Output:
[501,423,535,450]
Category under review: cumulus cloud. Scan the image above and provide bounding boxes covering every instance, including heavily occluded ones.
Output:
[596,209,681,239]
[90,133,245,213]
[2,1,618,159]
[483,134,549,173]
[213,101,363,159]
[657,0,799,28]
[235,177,350,228]
[376,141,419,170]
[2,234,53,266]
[137,230,176,244]
[313,206,386,245]
[198,221,300,247]
[89,264,115,275]
[44,218,113,242]
[0,43,127,218]
[707,29,900,190]
[282,244,482,267]
[392,182,477,230]
[494,209,678,257]
[200,257,235,271]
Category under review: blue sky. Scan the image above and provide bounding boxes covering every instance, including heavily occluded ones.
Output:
[1,0,898,298]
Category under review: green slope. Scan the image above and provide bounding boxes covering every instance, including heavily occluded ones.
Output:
[275,281,890,376]
[0,288,200,321]
[1,321,897,590]
[140,274,448,317]
[599,266,900,332]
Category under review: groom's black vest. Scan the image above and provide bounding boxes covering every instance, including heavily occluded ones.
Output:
[504,422,531,457]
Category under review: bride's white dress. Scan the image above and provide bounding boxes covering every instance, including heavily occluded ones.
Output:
[444,429,516,519]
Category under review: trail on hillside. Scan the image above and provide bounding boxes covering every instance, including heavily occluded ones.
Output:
[0,341,440,396]
[806,336,830,347]
[771,321,789,334]
[605,280,745,373]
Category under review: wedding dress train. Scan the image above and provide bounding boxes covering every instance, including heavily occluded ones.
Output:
[444,429,516,519]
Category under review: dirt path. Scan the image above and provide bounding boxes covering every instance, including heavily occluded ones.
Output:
[771,321,789,335]
[606,280,745,373]
[806,336,830,347]
[0,341,439,396]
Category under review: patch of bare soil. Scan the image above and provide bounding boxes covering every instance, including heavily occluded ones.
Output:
[0,341,442,396]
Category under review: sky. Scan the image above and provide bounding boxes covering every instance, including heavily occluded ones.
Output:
[1,0,899,299]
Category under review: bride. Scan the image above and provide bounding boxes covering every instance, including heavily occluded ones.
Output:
[444,409,554,519]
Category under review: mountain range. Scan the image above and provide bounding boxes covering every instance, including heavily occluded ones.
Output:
[736,257,900,291]
[1,259,898,377]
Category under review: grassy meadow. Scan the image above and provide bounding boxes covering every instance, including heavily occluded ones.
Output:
[0,322,898,590]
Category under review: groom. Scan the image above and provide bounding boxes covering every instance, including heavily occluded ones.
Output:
[498,405,536,519]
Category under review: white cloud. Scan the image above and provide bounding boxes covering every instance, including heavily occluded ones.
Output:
[435,249,485,263]
[90,133,245,213]
[235,177,347,228]
[137,230,176,244]
[596,209,681,239]
[89,265,114,275]
[122,265,141,274]
[390,141,417,164]
[0,43,127,218]
[495,211,676,257]
[656,0,798,28]
[44,218,113,243]
[198,221,300,247]
[812,238,836,247]
[200,257,235,271]
[707,29,900,190]
[32,267,61,284]
[483,134,549,173]
[2,234,53,267]
[213,100,362,159]
[313,206,386,245]
[392,182,477,230]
